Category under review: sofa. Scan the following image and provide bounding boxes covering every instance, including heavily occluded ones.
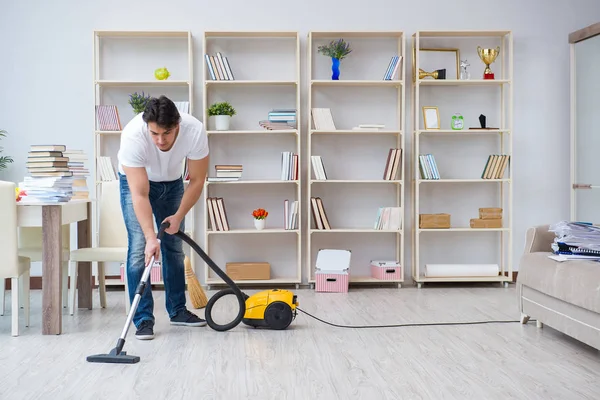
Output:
[517,224,600,351]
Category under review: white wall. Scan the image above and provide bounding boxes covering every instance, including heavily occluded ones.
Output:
[1,0,599,282]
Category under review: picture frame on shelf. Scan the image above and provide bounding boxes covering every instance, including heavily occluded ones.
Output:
[422,106,440,130]
[413,48,460,80]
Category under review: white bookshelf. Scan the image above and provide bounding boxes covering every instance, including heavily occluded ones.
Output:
[410,30,513,288]
[201,31,301,288]
[92,30,195,286]
[307,31,405,288]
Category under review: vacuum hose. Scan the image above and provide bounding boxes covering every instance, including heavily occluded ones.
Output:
[174,229,248,331]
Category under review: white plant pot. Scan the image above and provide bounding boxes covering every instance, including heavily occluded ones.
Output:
[214,115,230,131]
[254,219,265,230]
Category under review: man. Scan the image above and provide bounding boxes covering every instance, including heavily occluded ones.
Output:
[117,95,209,340]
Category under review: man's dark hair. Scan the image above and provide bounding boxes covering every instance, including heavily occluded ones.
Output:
[142,95,181,128]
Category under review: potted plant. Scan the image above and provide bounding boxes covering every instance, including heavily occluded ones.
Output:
[128,92,152,115]
[252,208,268,230]
[0,129,13,173]
[318,39,352,80]
[208,101,236,131]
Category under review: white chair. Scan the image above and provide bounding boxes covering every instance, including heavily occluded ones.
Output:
[68,180,127,314]
[0,181,31,336]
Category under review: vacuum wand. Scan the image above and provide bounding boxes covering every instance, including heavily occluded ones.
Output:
[86,222,169,364]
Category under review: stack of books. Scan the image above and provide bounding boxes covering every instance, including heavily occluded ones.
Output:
[63,149,90,199]
[207,164,242,182]
[259,108,297,130]
[18,144,74,203]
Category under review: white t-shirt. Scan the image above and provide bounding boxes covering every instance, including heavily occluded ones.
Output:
[117,112,209,182]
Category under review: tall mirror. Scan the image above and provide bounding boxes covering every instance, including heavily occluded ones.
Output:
[570,23,600,223]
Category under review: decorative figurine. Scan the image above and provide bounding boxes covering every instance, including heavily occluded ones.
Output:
[460,59,471,80]
[451,113,464,130]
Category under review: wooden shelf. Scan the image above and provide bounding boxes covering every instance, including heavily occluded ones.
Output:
[310,179,403,184]
[207,229,299,235]
[310,229,402,233]
[411,30,513,287]
[207,129,297,135]
[205,80,297,86]
[206,180,299,185]
[95,80,190,87]
[311,129,402,135]
[311,79,402,87]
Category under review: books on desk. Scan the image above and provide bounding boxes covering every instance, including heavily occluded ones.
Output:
[19,144,75,203]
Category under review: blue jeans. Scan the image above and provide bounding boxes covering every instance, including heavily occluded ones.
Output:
[119,173,187,328]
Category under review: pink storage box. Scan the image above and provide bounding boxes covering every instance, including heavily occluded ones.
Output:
[315,249,351,293]
[370,260,402,280]
[120,261,162,283]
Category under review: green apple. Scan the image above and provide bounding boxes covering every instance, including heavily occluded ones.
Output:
[154,67,171,80]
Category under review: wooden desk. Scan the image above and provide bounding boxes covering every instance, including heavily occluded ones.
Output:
[17,199,92,335]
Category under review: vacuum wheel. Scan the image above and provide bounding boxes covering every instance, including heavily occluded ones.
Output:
[264,301,293,330]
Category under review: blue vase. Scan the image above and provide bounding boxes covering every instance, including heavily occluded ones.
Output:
[331,57,340,80]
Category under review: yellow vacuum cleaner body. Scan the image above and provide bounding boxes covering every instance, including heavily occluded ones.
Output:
[242,289,298,330]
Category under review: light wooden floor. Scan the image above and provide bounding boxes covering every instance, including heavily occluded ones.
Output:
[0,284,599,399]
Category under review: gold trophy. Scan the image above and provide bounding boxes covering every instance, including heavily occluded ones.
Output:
[419,68,446,80]
[477,46,500,80]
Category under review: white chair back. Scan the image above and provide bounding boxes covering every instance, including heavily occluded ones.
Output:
[98,181,127,248]
[0,181,19,279]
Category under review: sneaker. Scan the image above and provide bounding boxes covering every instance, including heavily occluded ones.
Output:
[135,320,155,340]
[170,309,207,327]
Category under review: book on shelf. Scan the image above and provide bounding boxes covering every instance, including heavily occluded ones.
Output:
[207,164,242,182]
[311,155,327,180]
[95,105,122,131]
[419,154,440,180]
[481,154,510,179]
[173,101,190,114]
[284,199,299,230]
[374,207,402,230]
[383,148,402,180]
[204,52,235,81]
[383,55,401,80]
[207,197,230,231]
[281,152,298,180]
[19,144,74,203]
[97,156,117,181]
[310,197,331,230]
[311,108,336,131]
[352,124,385,131]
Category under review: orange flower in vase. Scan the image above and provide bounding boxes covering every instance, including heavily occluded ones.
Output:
[252,208,268,230]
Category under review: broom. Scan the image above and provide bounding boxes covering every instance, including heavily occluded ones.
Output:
[184,255,208,309]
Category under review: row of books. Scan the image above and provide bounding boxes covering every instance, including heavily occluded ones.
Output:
[482,154,510,179]
[281,152,298,180]
[310,197,331,230]
[260,108,297,130]
[383,56,402,80]
[207,197,230,231]
[382,148,402,180]
[284,200,299,230]
[205,52,235,81]
[419,154,440,180]
[374,207,402,230]
[95,101,190,131]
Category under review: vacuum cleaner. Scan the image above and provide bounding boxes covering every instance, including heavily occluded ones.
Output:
[87,221,298,364]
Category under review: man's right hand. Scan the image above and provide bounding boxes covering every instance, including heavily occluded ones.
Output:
[145,237,161,265]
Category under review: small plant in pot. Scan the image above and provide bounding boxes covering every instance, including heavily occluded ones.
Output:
[252,208,268,230]
[0,129,14,173]
[128,91,152,115]
[208,101,236,131]
[318,39,352,80]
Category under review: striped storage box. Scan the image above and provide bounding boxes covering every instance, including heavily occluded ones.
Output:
[120,261,162,283]
[315,249,351,293]
[370,260,402,280]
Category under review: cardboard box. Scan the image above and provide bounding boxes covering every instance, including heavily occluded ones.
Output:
[470,218,503,228]
[479,207,502,219]
[419,213,451,229]
[315,249,351,293]
[225,262,270,280]
[370,261,402,280]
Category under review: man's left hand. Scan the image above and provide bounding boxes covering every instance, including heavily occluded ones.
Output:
[163,214,183,235]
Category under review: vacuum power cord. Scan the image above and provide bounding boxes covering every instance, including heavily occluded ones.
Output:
[296,307,526,329]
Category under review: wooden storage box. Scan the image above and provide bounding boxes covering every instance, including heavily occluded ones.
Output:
[470,218,503,228]
[225,262,270,280]
[479,207,502,219]
[370,261,402,280]
[419,213,451,229]
[315,249,351,293]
